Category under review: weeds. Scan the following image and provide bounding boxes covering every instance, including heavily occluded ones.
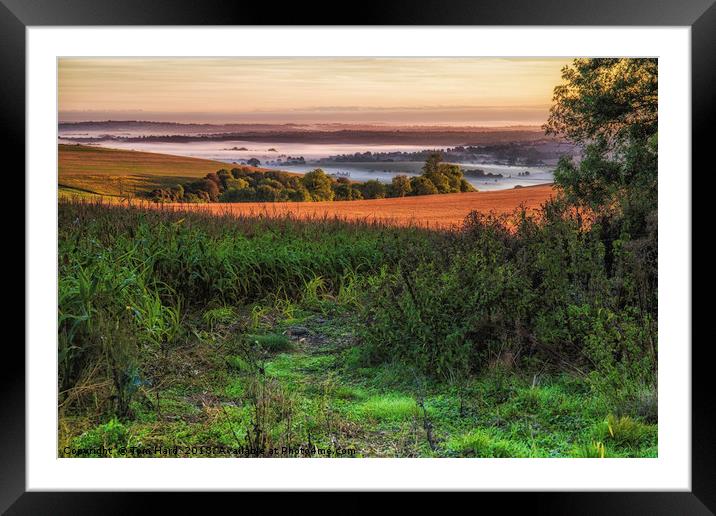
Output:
[573,441,608,458]
[247,333,293,353]
[446,428,529,458]
[202,306,236,330]
[357,395,419,422]
[58,199,657,458]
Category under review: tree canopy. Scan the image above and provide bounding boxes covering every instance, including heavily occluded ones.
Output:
[545,58,658,210]
[544,58,657,148]
[150,155,476,204]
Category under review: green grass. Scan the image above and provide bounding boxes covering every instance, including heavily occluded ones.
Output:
[333,385,368,401]
[202,306,236,327]
[58,201,657,458]
[225,377,246,398]
[445,428,530,458]
[594,414,656,449]
[246,333,293,353]
[61,322,658,458]
[355,395,419,422]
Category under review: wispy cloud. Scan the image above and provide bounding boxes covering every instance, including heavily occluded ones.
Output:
[59,57,572,125]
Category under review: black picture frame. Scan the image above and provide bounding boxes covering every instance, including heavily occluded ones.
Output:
[6,0,712,512]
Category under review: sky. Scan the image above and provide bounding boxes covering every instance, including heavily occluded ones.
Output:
[58,57,573,126]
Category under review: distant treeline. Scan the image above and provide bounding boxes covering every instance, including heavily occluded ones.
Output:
[149,152,476,203]
[462,168,504,178]
[321,143,548,166]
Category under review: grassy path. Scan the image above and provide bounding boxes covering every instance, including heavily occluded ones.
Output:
[60,306,657,459]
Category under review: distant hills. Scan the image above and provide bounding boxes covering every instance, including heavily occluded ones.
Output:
[58,120,556,146]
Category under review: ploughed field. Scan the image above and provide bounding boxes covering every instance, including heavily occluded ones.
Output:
[160,185,554,228]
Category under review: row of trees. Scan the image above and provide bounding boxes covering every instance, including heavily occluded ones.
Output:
[149,152,476,203]
[324,144,547,166]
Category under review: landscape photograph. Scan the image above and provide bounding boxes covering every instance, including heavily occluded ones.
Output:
[58,57,658,458]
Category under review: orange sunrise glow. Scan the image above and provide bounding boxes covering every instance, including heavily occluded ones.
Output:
[58,57,572,125]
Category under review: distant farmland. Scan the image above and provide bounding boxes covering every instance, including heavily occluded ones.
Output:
[59,144,555,227]
[59,144,237,197]
[128,185,552,229]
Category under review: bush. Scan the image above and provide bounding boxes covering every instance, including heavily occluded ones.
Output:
[410,176,438,196]
[333,181,363,201]
[289,187,312,202]
[460,179,476,192]
[302,169,334,201]
[389,175,412,197]
[256,184,285,202]
[362,212,528,379]
[361,180,387,200]
[361,199,657,393]
[575,306,657,412]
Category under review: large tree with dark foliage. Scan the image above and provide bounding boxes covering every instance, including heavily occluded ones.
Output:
[544,58,657,210]
[545,58,658,315]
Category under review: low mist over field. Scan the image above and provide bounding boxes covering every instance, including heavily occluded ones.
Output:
[58,57,580,193]
[58,122,579,193]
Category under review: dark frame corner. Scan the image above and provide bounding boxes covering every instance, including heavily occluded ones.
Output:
[6,0,713,513]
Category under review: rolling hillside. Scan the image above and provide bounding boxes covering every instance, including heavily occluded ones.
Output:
[59,144,244,197]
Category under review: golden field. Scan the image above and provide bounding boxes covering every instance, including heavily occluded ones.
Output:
[59,143,554,228]
[59,144,253,197]
[118,185,552,229]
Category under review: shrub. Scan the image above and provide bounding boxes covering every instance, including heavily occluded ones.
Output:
[302,169,334,201]
[410,176,438,196]
[256,184,285,202]
[361,213,531,379]
[389,175,412,197]
[289,187,312,202]
[460,178,476,192]
[361,199,657,390]
[361,180,387,200]
[333,181,363,201]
